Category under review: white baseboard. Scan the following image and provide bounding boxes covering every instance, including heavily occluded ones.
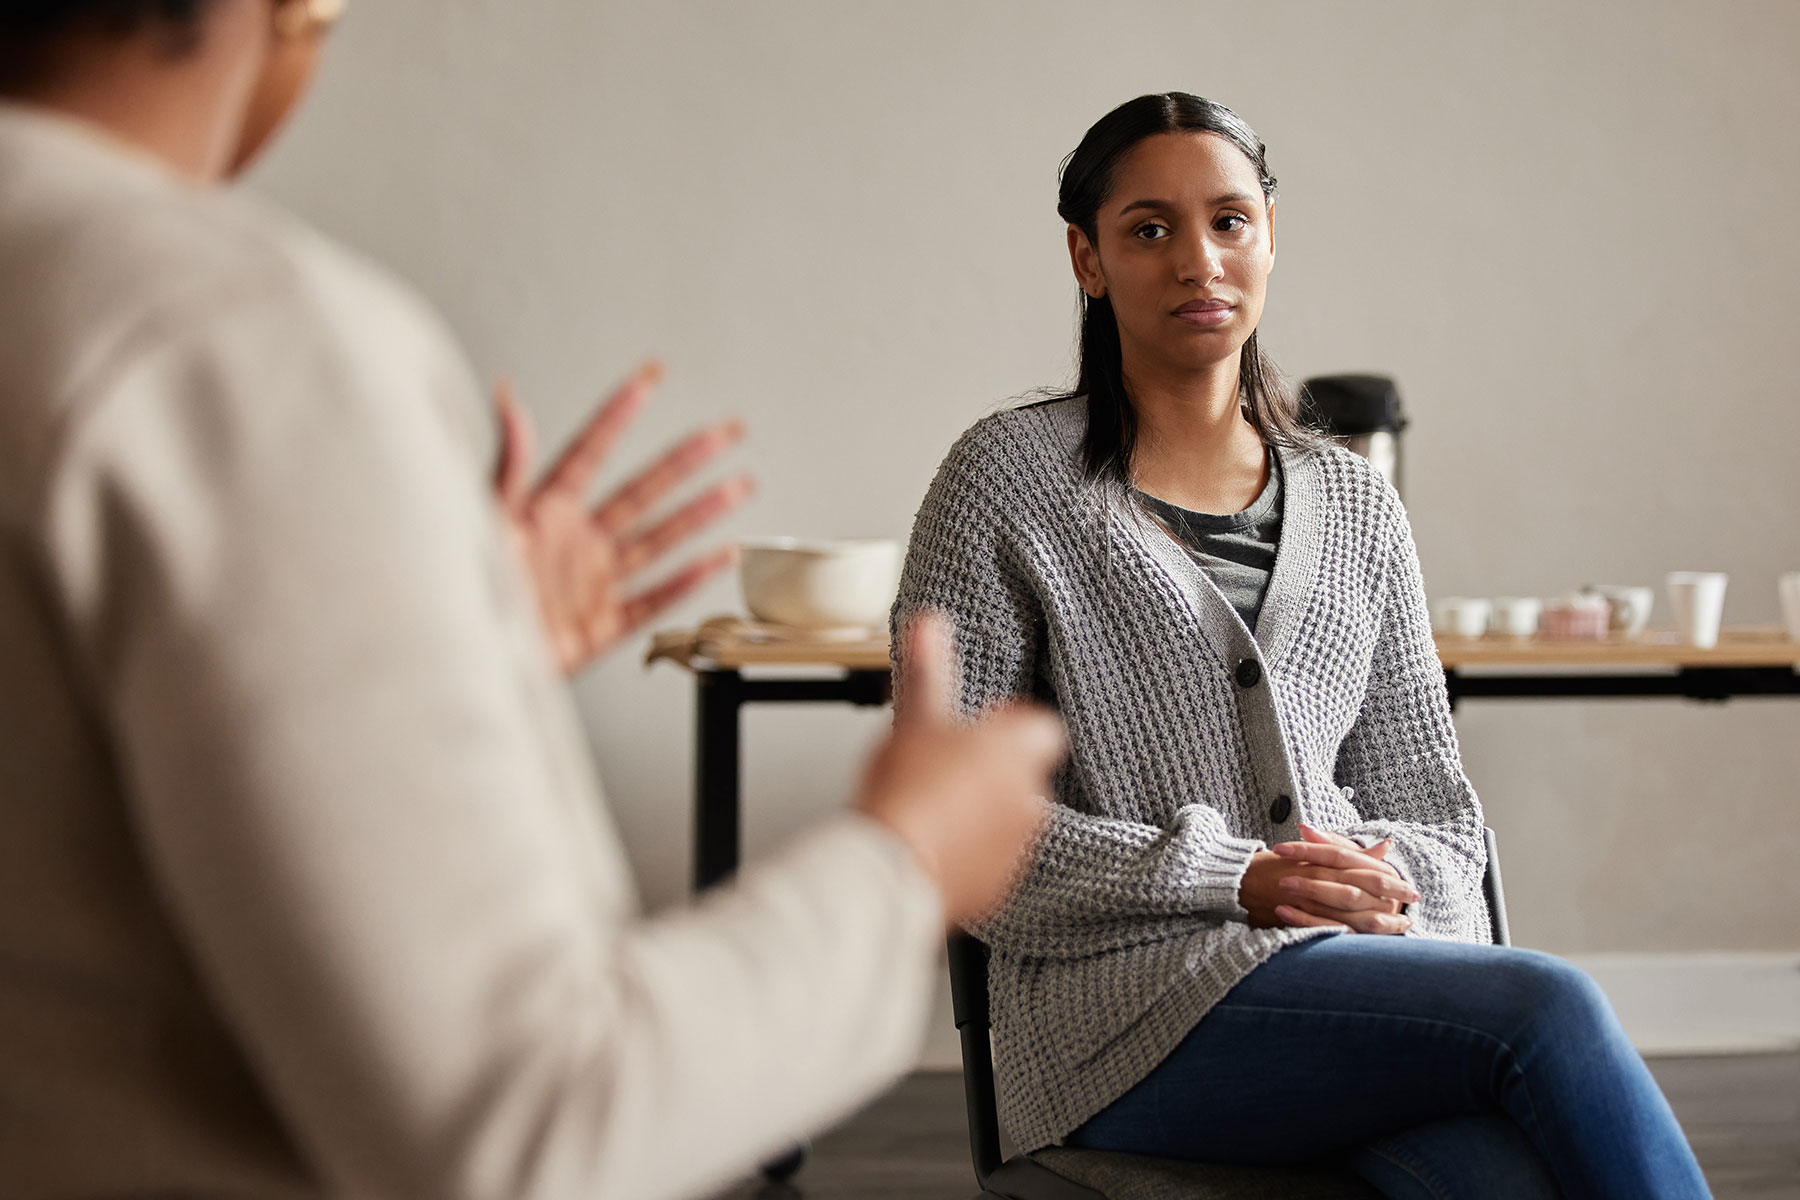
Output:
[1566,951,1800,1056]
[919,952,1800,1071]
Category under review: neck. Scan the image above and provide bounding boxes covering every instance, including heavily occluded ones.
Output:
[5,21,261,183]
[1122,348,1268,512]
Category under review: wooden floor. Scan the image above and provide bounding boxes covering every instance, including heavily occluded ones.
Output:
[714,1056,1800,1199]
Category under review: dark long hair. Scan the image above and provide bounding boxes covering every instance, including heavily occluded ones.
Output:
[1056,92,1316,486]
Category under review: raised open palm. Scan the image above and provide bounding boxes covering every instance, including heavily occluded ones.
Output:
[493,361,755,676]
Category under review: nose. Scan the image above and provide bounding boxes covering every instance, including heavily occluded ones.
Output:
[1175,227,1224,287]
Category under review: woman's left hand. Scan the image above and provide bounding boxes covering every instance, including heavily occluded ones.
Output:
[492,361,756,677]
[1270,824,1414,934]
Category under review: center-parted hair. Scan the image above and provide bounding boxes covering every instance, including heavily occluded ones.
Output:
[1056,92,1316,486]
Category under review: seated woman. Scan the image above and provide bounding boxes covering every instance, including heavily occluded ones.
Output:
[893,92,1711,1200]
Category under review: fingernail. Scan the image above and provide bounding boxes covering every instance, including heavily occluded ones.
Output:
[1278,877,1300,890]
[1271,843,1300,855]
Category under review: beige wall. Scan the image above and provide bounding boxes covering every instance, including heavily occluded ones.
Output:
[254,0,1800,955]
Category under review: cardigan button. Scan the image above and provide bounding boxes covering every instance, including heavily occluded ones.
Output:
[1234,658,1263,688]
[1269,793,1293,823]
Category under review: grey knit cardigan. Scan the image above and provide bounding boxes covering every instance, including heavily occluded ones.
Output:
[892,397,1491,1152]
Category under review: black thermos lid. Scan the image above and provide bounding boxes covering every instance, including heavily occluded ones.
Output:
[1301,374,1407,436]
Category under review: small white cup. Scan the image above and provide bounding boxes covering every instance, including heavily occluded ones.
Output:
[1665,572,1729,649]
[1432,597,1492,638]
[1488,597,1542,637]
[1779,573,1800,642]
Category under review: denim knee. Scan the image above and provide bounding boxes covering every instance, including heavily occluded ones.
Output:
[1492,949,1617,1044]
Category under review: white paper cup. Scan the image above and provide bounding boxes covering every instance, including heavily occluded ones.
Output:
[1780,573,1800,642]
[1488,597,1542,637]
[1665,572,1728,649]
[1431,597,1492,638]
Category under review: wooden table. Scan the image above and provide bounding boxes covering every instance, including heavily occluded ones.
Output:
[1436,626,1800,704]
[650,619,1800,890]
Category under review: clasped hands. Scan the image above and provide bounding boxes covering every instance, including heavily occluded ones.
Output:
[1238,824,1420,935]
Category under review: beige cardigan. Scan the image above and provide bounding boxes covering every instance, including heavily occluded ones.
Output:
[0,105,940,1199]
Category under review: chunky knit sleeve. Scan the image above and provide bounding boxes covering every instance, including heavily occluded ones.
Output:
[1334,518,1491,943]
[894,419,1265,959]
[891,423,1042,718]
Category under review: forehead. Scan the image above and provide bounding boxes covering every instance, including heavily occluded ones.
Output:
[1103,132,1265,212]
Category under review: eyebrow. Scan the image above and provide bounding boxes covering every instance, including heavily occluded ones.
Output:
[1117,193,1255,216]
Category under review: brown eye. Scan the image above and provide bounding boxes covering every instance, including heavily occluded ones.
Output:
[1135,222,1171,241]
[1215,213,1249,233]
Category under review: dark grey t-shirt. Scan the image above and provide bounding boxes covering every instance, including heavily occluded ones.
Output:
[1137,450,1283,632]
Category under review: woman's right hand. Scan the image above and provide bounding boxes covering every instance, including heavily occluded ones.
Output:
[1238,842,1418,934]
[859,615,1064,927]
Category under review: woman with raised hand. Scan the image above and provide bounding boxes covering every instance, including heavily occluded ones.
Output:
[0,3,1061,1197]
[893,92,1709,1199]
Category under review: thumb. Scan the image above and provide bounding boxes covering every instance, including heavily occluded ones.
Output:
[985,702,1068,773]
[897,611,960,728]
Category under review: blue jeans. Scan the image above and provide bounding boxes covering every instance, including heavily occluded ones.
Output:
[1066,935,1712,1200]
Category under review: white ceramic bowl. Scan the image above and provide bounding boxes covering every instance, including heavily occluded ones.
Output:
[738,538,902,635]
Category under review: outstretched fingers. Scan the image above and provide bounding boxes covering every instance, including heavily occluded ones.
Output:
[615,475,757,576]
[593,417,746,536]
[541,360,663,501]
[617,545,739,639]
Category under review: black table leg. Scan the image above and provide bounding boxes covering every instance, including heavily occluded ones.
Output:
[695,670,744,889]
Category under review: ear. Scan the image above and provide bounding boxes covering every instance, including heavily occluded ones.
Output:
[1265,202,1277,272]
[1066,224,1107,299]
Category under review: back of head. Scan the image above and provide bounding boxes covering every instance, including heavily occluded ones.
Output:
[0,1,215,90]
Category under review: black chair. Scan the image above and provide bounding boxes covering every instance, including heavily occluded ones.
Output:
[949,828,1511,1200]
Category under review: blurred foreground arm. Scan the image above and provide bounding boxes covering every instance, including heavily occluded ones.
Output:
[35,266,1052,1200]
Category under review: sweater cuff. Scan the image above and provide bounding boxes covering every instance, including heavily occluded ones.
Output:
[1190,831,1266,919]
